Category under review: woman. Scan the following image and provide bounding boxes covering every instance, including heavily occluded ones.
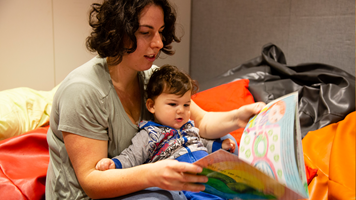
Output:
[45,0,265,199]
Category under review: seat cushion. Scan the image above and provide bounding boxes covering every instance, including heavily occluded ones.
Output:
[0,126,49,200]
[303,111,356,200]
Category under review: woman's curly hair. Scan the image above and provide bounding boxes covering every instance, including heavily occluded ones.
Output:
[146,64,199,100]
[86,0,180,65]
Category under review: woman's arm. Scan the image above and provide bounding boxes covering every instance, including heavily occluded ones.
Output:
[190,100,265,139]
[63,132,207,199]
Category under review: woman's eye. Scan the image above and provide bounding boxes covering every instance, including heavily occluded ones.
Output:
[141,32,149,35]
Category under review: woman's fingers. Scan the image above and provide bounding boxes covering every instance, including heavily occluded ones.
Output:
[180,170,208,183]
[170,161,208,183]
[174,160,203,174]
[150,160,208,191]
[181,182,206,192]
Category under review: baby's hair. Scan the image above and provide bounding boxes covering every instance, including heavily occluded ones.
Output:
[146,64,199,100]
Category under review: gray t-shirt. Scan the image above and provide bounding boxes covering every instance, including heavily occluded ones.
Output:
[46,56,156,199]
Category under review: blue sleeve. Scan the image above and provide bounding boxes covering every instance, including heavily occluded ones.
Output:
[112,158,123,169]
[212,140,223,152]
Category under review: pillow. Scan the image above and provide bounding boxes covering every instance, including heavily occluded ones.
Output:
[303,111,356,199]
[192,79,255,145]
[0,84,60,141]
[0,126,50,200]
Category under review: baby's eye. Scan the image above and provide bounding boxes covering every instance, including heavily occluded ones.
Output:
[168,103,176,106]
[184,104,190,107]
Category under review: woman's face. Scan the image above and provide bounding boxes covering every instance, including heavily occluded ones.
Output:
[120,4,164,71]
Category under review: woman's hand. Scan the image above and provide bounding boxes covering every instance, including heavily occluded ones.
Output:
[147,159,208,192]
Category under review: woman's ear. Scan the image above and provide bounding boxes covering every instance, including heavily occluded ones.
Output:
[146,98,155,114]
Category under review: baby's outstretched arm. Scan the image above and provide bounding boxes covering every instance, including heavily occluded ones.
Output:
[222,138,236,153]
[96,158,116,171]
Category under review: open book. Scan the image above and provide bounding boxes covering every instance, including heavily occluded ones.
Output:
[194,92,309,200]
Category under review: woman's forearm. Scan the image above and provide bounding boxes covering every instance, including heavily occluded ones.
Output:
[63,132,153,198]
[64,131,207,199]
[84,160,207,199]
[81,164,153,199]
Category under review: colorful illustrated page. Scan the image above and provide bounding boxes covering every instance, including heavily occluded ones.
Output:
[194,150,304,200]
[239,92,308,197]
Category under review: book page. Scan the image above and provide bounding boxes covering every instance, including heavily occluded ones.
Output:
[238,92,308,197]
[194,149,305,200]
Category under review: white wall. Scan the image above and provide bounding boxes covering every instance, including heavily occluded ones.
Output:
[0,0,191,91]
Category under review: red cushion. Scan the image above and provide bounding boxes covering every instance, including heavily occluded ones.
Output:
[192,79,255,145]
[305,164,318,185]
[0,126,49,200]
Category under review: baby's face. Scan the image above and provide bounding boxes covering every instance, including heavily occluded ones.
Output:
[151,91,191,129]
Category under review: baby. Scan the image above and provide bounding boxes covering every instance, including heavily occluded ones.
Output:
[96,64,235,199]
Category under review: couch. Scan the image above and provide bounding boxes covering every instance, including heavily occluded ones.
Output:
[0,44,355,200]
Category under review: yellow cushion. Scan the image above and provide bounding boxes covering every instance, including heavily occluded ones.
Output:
[0,85,59,141]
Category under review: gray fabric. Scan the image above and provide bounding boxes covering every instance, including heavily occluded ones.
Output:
[46,56,155,199]
[190,0,355,84]
[114,120,214,168]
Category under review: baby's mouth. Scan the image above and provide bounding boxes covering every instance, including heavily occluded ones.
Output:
[176,118,183,122]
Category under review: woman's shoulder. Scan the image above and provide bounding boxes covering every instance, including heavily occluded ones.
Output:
[58,56,112,99]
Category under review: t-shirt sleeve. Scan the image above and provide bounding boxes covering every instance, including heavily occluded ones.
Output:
[57,82,109,141]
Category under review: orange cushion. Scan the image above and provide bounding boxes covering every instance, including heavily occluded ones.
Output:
[192,79,255,145]
[303,111,356,200]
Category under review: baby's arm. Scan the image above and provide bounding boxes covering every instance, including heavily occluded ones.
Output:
[100,128,152,169]
[96,158,115,171]
[95,129,151,170]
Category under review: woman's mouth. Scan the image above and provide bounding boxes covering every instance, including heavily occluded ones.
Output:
[145,54,156,62]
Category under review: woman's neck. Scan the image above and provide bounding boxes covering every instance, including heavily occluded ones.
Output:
[108,60,142,125]
[108,62,138,92]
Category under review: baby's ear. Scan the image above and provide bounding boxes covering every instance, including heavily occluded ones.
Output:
[146,98,155,114]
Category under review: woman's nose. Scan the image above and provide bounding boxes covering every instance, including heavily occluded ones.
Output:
[151,32,163,49]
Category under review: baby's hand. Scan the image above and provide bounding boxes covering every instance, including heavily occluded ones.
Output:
[222,138,236,153]
[96,158,115,171]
